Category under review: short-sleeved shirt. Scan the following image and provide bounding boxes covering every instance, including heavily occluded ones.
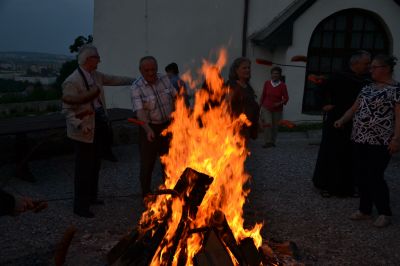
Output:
[352,83,400,145]
[131,74,177,124]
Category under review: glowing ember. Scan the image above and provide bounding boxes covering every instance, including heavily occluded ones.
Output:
[139,48,263,265]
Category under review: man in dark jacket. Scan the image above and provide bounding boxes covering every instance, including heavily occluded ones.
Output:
[313,50,371,197]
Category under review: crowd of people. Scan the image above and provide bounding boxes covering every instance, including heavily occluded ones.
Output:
[1,45,399,230]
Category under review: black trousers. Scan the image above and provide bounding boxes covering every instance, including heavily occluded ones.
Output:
[353,143,392,216]
[138,122,170,196]
[73,118,107,211]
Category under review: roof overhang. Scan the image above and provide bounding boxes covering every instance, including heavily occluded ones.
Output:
[250,0,317,49]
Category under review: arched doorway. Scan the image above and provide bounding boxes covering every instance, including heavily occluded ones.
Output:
[302,9,390,114]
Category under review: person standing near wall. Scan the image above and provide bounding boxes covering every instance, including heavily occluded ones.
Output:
[62,44,134,218]
[259,66,289,148]
[131,56,177,198]
[313,51,371,197]
[226,57,260,141]
[165,62,190,107]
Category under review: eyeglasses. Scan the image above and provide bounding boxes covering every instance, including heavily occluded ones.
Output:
[370,65,387,70]
[89,55,100,60]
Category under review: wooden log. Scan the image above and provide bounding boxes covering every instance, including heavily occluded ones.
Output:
[173,168,213,220]
[106,229,139,265]
[210,210,246,265]
[162,168,213,265]
[107,168,213,266]
[260,240,301,265]
[238,237,262,266]
[193,229,234,266]
[269,241,299,258]
[54,225,77,266]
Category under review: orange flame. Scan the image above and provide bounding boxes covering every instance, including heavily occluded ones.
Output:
[139,48,262,265]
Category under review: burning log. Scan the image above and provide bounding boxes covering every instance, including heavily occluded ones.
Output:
[268,241,299,259]
[238,237,263,266]
[210,210,246,264]
[210,210,262,265]
[107,50,304,266]
[107,167,302,265]
[193,229,234,266]
[107,168,213,266]
[260,240,302,266]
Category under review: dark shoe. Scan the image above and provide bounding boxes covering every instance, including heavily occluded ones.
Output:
[102,153,118,162]
[90,199,105,205]
[373,215,391,228]
[17,169,36,183]
[349,210,371,221]
[74,208,95,218]
[320,190,331,198]
[262,143,274,149]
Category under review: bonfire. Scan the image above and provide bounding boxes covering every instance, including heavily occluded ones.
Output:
[107,49,299,266]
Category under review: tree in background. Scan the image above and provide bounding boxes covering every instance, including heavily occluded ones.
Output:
[54,35,93,89]
[69,35,93,53]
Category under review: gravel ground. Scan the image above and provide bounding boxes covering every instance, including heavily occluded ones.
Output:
[0,131,399,265]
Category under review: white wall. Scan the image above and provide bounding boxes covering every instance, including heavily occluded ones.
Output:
[94,0,400,121]
[94,0,244,109]
[247,0,400,122]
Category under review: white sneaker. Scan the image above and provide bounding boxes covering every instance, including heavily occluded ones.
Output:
[349,210,371,220]
[373,215,391,228]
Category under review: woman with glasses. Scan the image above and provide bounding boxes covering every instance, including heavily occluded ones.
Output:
[335,54,400,228]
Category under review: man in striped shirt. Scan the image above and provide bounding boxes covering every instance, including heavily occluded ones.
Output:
[131,56,177,197]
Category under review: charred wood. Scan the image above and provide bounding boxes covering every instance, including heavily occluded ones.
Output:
[211,210,246,265]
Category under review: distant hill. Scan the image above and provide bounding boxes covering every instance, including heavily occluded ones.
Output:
[0,51,74,65]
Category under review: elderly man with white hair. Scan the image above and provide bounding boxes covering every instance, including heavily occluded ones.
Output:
[62,44,134,218]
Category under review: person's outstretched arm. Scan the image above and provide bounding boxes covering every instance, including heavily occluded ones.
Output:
[62,81,100,105]
[334,98,359,128]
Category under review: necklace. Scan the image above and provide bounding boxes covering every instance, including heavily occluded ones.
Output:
[237,80,247,88]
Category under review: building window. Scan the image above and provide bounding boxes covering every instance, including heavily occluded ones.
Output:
[302,9,390,114]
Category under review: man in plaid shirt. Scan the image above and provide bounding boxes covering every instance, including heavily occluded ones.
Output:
[131,56,177,197]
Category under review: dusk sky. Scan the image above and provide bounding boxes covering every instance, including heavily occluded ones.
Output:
[0,0,93,55]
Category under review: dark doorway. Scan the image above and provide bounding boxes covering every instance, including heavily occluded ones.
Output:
[302,9,390,114]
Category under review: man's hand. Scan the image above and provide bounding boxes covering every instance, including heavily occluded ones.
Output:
[334,119,344,128]
[14,197,34,214]
[322,104,335,112]
[81,124,92,135]
[146,129,155,142]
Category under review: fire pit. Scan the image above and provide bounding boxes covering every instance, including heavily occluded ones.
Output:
[107,50,300,266]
